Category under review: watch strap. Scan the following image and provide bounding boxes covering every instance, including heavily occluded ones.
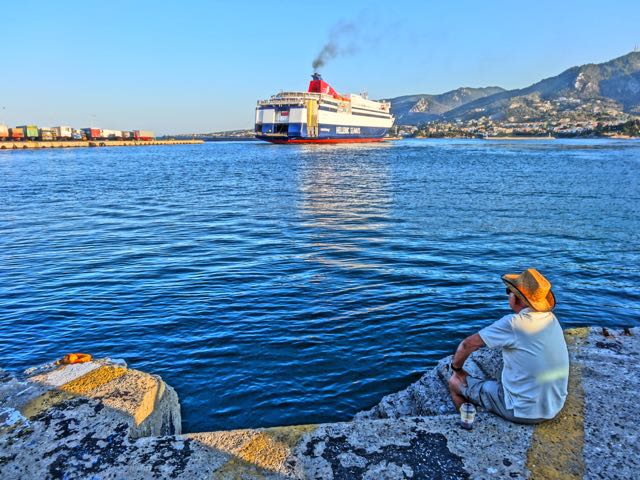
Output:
[451,363,463,372]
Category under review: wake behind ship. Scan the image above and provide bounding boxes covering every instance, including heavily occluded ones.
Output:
[255,74,394,144]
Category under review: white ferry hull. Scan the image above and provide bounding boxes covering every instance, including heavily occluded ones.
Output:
[255,75,394,144]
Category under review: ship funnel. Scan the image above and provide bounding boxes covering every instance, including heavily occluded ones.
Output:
[308,73,347,101]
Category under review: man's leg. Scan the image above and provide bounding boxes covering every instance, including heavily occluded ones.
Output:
[474,381,546,424]
[448,371,468,411]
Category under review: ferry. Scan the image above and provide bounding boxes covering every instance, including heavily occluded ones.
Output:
[255,74,394,144]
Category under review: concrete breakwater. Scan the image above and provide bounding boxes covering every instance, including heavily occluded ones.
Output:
[0,140,203,150]
[1,326,637,479]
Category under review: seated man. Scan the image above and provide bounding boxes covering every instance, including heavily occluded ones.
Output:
[448,268,569,424]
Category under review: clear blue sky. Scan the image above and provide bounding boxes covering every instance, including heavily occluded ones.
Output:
[2,0,638,134]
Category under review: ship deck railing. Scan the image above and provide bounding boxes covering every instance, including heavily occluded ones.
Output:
[257,92,322,106]
[257,92,392,113]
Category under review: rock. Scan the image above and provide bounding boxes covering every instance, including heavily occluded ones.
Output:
[0,359,182,479]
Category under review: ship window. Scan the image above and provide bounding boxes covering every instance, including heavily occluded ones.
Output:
[255,123,263,133]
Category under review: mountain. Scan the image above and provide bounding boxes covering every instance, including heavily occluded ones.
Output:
[441,51,640,122]
[385,87,505,124]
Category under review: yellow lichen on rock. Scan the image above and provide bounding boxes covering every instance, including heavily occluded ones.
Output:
[90,369,160,426]
[60,366,127,395]
[526,328,587,479]
[20,366,128,420]
[236,425,316,471]
[189,424,317,478]
[564,327,591,340]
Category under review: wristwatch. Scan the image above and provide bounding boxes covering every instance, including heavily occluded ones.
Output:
[450,363,463,372]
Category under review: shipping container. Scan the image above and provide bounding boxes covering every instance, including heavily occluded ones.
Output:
[102,129,123,140]
[53,126,73,139]
[122,131,132,139]
[17,125,39,140]
[0,125,9,139]
[39,128,54,141]
[72,129,84,140]
[133,130,155,140]
[82,128,102,140]
[10,127,24,140]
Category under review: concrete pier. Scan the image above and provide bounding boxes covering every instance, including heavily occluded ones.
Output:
[1,326,637,479]
[0,140,203,150]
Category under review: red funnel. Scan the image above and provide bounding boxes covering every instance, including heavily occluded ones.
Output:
[308,73,348,101]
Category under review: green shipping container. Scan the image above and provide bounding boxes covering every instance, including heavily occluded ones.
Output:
[17,125,39,139]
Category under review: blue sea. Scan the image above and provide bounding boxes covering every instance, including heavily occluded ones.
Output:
[0,139,638,433]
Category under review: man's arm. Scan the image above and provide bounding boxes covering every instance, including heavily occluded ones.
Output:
[448,333,486,410]
[451,333,485,371]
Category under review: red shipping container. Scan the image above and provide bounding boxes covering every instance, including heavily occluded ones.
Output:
[10,127,24,140]
[134,130,154,141]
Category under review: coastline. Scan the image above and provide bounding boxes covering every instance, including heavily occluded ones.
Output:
[412,135,640,140]
[483,136,555,140]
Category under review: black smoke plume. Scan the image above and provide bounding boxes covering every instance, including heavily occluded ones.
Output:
[312,22,357,71]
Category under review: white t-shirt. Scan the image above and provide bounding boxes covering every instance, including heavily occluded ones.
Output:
[479,308,569,419]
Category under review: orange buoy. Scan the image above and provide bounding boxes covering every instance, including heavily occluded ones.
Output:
[58,353,93,365]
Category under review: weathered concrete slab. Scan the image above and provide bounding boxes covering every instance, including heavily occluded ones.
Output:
[353,327,639,480]
[578,327,640,479]
[290,414,532,479]
[0,359,182,479]
[1,326,638,479]
[186,425,317,479]
[28,361,102,387]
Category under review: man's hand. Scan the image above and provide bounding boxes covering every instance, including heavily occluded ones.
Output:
[448,368,469,410]
[452,368,468,384]
[450,367,469,390]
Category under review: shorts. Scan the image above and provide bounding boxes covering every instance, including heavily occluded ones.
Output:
[459,376,546,425]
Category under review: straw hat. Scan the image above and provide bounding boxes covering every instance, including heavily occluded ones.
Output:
[502,268,555,311]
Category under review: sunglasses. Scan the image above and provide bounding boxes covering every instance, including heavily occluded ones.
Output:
[506,288,513,296]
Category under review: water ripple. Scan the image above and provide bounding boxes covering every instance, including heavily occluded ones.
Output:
[1,139,639,432]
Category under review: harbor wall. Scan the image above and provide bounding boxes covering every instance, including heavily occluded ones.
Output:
[1,326,637,479]
[0,140,203,150]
